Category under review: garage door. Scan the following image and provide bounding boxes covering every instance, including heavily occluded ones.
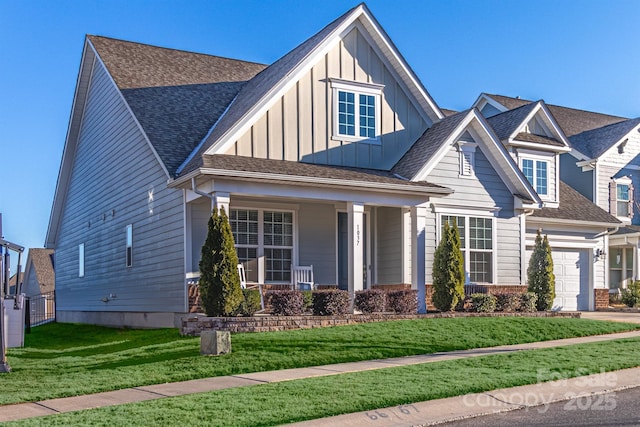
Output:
[552,249,590,311]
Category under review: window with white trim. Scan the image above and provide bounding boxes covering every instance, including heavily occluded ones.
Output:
[126,224,133,268]
[441,215,494,283]
[78,243,85,278]
[230,209,293,283]
[522,158,548,195]
[332,80,382,143]
[610,176,634,218]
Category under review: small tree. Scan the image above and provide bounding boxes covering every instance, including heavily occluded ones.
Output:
[527,229,555,311]
[432,221,465,311]
[198,207,244,316]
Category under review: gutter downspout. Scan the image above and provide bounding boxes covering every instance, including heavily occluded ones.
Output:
[521,208,536,285]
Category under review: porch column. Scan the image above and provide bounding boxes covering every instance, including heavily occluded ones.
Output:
[348,202,365,299]
[411,204,428,314]
[214,192,230,216]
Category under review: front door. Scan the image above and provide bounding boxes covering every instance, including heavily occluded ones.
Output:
[337,212,369,290]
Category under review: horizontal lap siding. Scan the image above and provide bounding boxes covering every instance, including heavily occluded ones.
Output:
[232,27,428,170]
[55,61,185,313]
[426,146,520,284]
[298,203,336,285]
[376,207,402,284]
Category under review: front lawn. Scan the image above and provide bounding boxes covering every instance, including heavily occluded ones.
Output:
[8,337,640,426]
[2,317,638,405]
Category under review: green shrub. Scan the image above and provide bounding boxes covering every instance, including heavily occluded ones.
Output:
[198,207,243,317]
[312,290,351,315]
[302,290,313,312]
[432,222,465,311]
[269,290,304,316]
[354,289,386,313]
[527,230,555,311]
[387,290,418,314]
[621,281,640,307]
[495,293,520,312]
[518,292,538,312]
[470,293,497,313]
[238,289,262,316]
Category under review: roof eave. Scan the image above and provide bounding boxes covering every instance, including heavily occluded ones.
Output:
[529,216,622,228]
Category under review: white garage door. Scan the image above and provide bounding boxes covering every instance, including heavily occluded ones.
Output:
[552,249,590,311]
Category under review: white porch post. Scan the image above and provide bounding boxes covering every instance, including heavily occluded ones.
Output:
[411,204,428,314]
[348,202,365,300]
[214,192,230,215]
[634,244,639,281]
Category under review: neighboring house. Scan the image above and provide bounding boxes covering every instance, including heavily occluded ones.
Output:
[8,269,22,295]
[475,93,637,296]
[46,4,617,327]
[22,248,55,297]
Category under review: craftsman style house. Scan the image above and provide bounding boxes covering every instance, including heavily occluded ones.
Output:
[475,94,639,294]
[46,4,620,327]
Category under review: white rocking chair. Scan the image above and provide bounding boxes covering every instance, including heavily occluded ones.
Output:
[291,264,315,290]
[237,264,265,311]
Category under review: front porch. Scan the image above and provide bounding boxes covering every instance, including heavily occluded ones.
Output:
[608,227,640,292]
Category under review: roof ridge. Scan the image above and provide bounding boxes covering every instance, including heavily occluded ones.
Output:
[86,34,267,67]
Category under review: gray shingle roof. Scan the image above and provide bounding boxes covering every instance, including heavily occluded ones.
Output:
[88,35,267,175]
[486,93,627,137]
[27,248,55,293]
[569,118,640,159]
[513,132,565,148]
[531,181,621,224]
[201,155,451,193]
[441,108,458,117]
[177,4,361,176]
[486,102,538,141]
[392,110,470,179]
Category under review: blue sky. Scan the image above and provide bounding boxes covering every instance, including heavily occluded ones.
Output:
[1,0,639,273]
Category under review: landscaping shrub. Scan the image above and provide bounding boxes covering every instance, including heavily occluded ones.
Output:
[495,293,520,312]
[470,293,497,313]
[354,289,386,313]
[312,290,350,315]
[518,292,538,312]
[199,207,244,316]
[621,281,640,308]
[269,290,304,316]
[527,229,555,311]
[387,290,418,314]
[302,290,313,312]
[238,289,262,316]
[432,221,465,311]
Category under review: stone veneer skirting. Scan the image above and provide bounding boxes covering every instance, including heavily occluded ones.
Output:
[180,311,581,335]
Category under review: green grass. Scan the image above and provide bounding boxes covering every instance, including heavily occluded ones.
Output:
[2,317,638,406]
[8,337,640,426]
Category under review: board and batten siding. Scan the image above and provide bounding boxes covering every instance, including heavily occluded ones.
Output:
[560,153,594,201]
[376,207,403,284]
[55,60,185,313]
[425,144,521,284]
[598,164,640,225]
[225,27,428,169]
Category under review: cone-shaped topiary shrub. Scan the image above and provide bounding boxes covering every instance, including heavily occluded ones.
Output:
[198,207,244,316]
[432,222,465,311]
[527,229,556,311]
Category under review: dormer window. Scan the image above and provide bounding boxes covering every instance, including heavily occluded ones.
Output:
[331,79,383,143]
[610,177,634,219]
[522,158,548,196]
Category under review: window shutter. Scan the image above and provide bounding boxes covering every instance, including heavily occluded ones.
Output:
[628,184,635,218]
[609,181,617,216]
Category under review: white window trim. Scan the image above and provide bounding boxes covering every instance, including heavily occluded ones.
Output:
[436,212,497,285]
[78,243,85,278]
[612,176,633,221]
[230,206,298,284]
[330,79,383,144]
[521,157,549,197]
[126,224,133,268]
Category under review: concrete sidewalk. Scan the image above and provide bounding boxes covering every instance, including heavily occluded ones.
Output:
[1,329,640,423]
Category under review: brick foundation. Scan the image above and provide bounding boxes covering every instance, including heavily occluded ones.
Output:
[594,288,610,311]
[180,311,580,335]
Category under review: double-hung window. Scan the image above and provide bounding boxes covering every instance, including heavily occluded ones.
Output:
[230,208,294,283]
[332,79,382,143]
[522,158,548,196]
[441,215,494,283]
[617,184,630,217]
[611,177,634,218]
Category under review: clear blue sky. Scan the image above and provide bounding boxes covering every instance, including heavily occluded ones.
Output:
[1,0,639,273]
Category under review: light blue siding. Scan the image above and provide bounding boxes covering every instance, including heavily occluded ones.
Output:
[55,61,185,313]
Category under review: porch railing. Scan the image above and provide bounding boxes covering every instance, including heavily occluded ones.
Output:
[25,291,56,329]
